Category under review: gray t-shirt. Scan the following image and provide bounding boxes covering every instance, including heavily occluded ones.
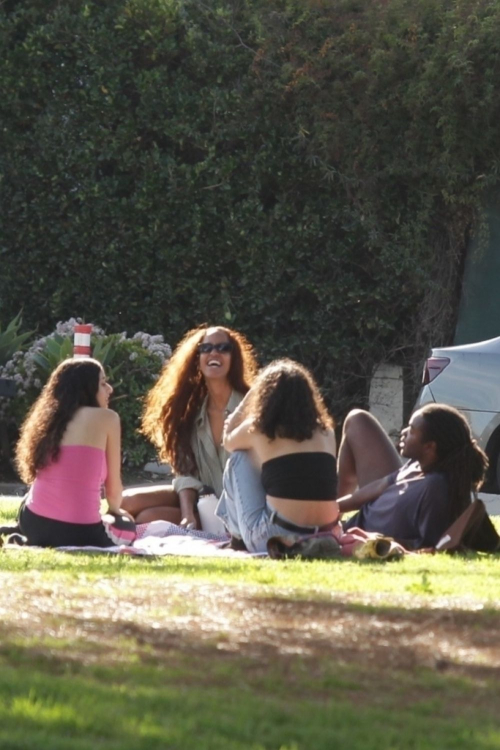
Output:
[343,461,450,549]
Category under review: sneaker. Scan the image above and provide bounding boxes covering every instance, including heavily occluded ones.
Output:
[5,533,28,546]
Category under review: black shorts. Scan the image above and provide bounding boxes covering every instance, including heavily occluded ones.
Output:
[18,503,136,548]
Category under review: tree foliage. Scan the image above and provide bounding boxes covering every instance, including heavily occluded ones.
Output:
[2,0,500,418]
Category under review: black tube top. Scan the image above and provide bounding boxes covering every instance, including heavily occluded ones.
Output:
[261,452,337,500]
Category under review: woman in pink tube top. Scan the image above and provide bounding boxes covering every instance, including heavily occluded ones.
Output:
[15,358,135,547]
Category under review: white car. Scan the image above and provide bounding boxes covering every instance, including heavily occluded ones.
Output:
[415,335,500,493]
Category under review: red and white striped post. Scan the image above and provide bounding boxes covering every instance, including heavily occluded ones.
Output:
[73,323,92,358]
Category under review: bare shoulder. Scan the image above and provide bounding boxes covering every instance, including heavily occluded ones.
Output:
[99,408,120,430]
[62,407,120,449]
[101,408,120,423]
[79,407,120,427]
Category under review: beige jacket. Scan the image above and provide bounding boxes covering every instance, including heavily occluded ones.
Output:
[172,391,243,497]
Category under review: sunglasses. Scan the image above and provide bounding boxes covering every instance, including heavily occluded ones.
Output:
[198,342,233,354]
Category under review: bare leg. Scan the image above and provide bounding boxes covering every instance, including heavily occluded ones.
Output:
[135,506,183,525]
[337,409,402,496]
[122,485,201,526]
[121,485,179,518]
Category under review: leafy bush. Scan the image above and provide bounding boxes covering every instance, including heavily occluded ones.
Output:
[0,319,171,472]
[0,312,34,367]
[2,0,500,417]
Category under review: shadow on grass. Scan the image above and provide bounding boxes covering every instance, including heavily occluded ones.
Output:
[0,591,500,750]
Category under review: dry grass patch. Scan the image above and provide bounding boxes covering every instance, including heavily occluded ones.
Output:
[1,572,500,704]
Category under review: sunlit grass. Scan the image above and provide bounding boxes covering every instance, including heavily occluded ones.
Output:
[0,498,21,523]
[1,497,500,749]
[1,550,500,608]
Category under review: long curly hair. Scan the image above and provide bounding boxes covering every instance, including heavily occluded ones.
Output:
[249,358,334,441]
[420,403,488,521]
[15,358,103,484]
[141,325,258,474]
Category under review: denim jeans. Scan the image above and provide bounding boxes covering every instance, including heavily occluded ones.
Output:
[215,451,300,554]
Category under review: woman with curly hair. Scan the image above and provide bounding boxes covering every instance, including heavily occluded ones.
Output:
[15,358,135,547]
[215,358,339,553]
[121,325,258,527]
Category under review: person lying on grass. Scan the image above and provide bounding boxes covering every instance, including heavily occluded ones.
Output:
[336,404,488,550]
[15,358,135,547]
[215,359,339,554]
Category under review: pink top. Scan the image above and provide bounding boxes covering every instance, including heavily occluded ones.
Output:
[27,445,107,524]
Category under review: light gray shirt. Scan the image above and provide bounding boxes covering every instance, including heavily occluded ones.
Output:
[172,391,243,497]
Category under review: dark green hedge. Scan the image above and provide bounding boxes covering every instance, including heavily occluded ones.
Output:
[2,0,500,418]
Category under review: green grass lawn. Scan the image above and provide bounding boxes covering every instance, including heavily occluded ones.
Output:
[1,498,499,750]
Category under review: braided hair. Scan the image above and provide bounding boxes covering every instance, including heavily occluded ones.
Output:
[419,403,488,521]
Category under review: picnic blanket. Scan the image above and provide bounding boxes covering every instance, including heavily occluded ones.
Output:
[53,520,265,557]
[2,520,408,559]
[50,522,406,560]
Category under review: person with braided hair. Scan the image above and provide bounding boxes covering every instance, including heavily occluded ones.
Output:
[336,403,488,550]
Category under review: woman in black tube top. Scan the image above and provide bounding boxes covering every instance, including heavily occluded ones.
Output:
[215,359,339,553]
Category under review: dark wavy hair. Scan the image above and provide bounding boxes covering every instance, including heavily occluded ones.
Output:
[419,403,488,521]
[141,325,258,474]
[15,358,103,484]
[249,358,334,441]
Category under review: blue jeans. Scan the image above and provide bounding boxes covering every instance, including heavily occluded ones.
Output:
[216,451,299,554]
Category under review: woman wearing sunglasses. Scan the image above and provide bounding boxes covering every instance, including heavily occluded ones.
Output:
[121,325,258,528]
[216,359,339,553]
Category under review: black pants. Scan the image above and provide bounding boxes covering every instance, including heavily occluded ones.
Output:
[18,503,116,547]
